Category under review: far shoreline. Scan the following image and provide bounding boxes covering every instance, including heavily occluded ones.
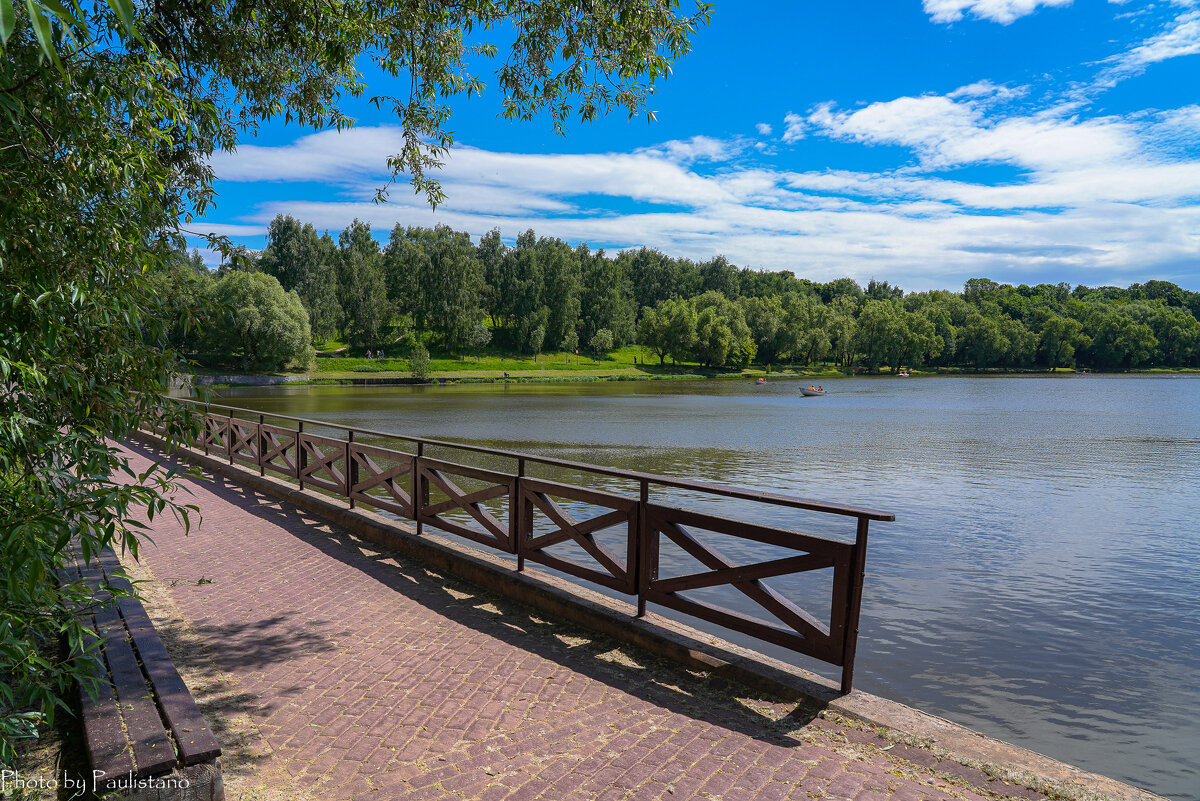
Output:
[185,365,1200,389]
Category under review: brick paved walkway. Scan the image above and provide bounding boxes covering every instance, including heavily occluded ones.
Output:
[119,440,1046,801]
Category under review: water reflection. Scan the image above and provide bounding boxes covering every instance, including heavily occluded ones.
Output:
[211,375,1200,799]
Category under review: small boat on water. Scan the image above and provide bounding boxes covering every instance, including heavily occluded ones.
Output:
[800,386,826,397]
[897,370,910,377]
[755,377,767,384]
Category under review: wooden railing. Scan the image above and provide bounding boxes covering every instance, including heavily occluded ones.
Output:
[151,398,894,693]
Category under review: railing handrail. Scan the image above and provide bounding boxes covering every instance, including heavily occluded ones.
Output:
[173,396,895,522]
[154,395,895,692]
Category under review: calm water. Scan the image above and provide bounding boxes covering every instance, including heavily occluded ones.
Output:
[210,375,1200,799]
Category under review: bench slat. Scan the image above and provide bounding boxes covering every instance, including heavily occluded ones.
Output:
[63,554,138,783]
[77,557,178,779]
[101,562,222,764]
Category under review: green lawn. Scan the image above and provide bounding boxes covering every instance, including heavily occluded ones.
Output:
[317,345,718,378]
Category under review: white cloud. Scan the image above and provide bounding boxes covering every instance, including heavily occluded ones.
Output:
[923,0,1073,25]
[1098,9,1200,86]
[947,80,1027,103]
[755,122,773,136]
[781,112,806,143]
[805,88,1138,172]
[807,95,982,158]
[637,135,735,163]
[201,86,1200,291]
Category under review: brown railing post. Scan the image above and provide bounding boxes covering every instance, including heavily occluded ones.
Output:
[839,516,871,694]
[202,404,210,455]
[516,458,526,571]
[414,441,424,536]
[297,421,306,492]
[258,414,265,476]
[347,431,356,508]
[636,479,649,618]
[227,412,234,465]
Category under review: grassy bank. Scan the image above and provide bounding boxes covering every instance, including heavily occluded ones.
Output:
[307,344,843,381]
[191,342,1199,386]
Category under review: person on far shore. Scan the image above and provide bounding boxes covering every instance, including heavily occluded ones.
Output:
[366,349,373,359]
[379,349,385,359]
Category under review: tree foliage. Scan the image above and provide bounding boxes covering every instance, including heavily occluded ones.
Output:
[208,272,314,371]
[0,0,713,760]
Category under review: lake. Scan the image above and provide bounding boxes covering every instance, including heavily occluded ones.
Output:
[207,375,1200,800]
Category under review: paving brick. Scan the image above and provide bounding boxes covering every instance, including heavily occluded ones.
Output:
[117,442,1054,801]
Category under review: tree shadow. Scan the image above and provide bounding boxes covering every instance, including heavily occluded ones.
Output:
[125,438,826,752]
[132,588,340,794]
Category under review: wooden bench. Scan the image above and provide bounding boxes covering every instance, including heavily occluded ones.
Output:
[63,546,223,800]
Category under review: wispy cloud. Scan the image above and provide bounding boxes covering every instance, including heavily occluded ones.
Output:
[781,112,806,144]
[923,0,1073,25]
[200,79,1200,290]
[756,122,773,136]
[806,93,1136,171]
[1092,9,1200,89]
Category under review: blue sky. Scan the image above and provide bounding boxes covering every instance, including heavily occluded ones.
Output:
[198,0,1200,292]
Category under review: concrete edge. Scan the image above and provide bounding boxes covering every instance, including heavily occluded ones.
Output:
[100,759,224,801]
[131,434,1165,801]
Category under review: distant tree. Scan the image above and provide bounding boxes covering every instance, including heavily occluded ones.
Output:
[538,236,582,350]
[408,344,432,382]
[561,328,579,356]
[958,313,1007,368]
[628,248,701,309]
[637,305,669,365]
[147,254,216,360]
[589,328,614,361]
[739,268,807,298]
[340,248,394,349]
[826,305,857,370]
[692,291,754,368]
[1087,309,1157,369]
[1126,301,1200,366]
[416,226,486,351]
[477,228,507,327]
[382,225,428,321]
[866,279,904,301]
[1037,314,1088,369]
[786,294,830,366]
[637,298,696,365]
[295,232,343,343]
[578,245,637,346]
[818,277,863,305]
[209,272,314,371]
[908,294,958,366]
[528,324,546,359]
[997,316,1037,368]
[740,295,786,363]
[260,215,342,341]
[853,300,901,371]
[216,245,261,277]
[258,214,309,291]
[337,220,392,347]
[495,230,545,350]
[469,322,492,357]
[896,310,943,369]
[699,255,739,298]
[963,277,1003,305]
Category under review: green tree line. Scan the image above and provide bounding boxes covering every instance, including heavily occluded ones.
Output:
[165,216,1200,372]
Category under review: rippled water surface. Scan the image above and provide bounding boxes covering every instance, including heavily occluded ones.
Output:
[213,375,1200,799]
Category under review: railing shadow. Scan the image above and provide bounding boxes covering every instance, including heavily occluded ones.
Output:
[126,438,826,751]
